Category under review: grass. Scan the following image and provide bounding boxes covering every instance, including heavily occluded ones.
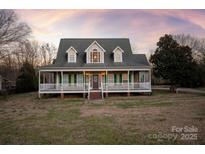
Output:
[0,91,204,144]
[114,100,174,109]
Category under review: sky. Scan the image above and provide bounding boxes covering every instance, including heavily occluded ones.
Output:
[15,9,205,56]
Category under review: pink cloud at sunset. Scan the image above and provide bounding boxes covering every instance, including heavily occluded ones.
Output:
[15,9,205,56]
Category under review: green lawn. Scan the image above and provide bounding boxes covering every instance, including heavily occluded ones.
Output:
[0,91,204,144]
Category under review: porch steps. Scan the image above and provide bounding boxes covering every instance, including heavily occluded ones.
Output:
[89,91,102,100]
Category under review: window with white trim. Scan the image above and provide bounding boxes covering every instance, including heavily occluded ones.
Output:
[114,50,122,62]
[113,47,123,62]
[90,49,101,63]
[108,74,114,83]
[68,49,76,63]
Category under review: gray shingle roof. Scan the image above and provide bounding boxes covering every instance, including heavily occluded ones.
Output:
[40,38,150,70]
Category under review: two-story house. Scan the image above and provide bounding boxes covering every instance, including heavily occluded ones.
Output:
[39,38,151,99]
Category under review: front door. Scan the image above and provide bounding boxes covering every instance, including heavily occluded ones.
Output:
[92,75,99,89]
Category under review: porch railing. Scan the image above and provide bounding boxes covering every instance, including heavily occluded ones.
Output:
[40,83,89,91]
[102,82,151,91]
[39,82,151,92]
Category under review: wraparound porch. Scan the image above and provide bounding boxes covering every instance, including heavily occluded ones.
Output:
[38,69,152,99]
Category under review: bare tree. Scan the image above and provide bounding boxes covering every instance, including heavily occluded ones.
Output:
[11,40,57,68]
[39,43,57,66]
[0,10,57,83]
[173,34,205,63]
[20,40,39,67]
[0,10,31,61]
[0,10,31,45]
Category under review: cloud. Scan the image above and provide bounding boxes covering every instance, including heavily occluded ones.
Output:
[15,9,205,56]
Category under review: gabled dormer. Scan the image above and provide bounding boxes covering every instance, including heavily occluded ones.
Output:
[66,46,77,63]
[113,46,124,62]
[85,41,105,63]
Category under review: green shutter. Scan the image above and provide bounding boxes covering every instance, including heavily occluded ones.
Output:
[129,73,131,82]
[114,74,117,83]
[120,74,122,83]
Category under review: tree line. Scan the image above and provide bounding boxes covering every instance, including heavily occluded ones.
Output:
[0,10,57,93]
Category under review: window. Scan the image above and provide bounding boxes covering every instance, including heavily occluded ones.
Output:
[90,49,101,63]
[68,74,77,84]
[108,74,114,83]
[77,74,83,83]
[68,51,76,62]
[85,41,105,63]
[63,74,68,83]
[113,47,123,62]
[114,51,122,62]
[69,53,75,62]
[122,73,128,83]
[67,47,77,63]
[113,73,124,83]
[139,72,149,82]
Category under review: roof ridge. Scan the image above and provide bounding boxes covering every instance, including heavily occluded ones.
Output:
[61,38,129,40]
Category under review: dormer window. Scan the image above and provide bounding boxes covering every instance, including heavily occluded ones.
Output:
[85,41,105,63]
[66,46,77,63]
[113,46,124,62]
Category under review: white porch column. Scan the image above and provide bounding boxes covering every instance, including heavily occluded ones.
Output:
[127,70,130,96]
[56,72,59,89]
[61,71,64,98]
[83,71,86,98]
[149,69,152,90]
[106,70,108,89]
[105,70,108,97]
[128,70,130,90]
[61,71,63,90]
[83,71,85,89]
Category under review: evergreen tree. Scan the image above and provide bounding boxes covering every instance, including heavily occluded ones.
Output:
[16,62,38,93]
[150,34,203,88]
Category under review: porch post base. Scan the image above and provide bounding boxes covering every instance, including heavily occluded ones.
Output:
[127,92,130,97]
[61,93,64,99]
[83,93,86,98]
[105,92,108,97]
